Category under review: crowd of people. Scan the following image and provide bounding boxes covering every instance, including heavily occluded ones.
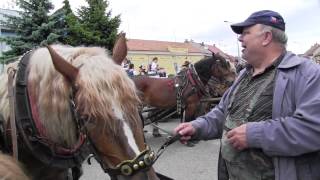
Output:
[122,57,167,77]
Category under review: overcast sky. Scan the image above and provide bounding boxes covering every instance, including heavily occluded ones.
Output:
[1,0,320,56]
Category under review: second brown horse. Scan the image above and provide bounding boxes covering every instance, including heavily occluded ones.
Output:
[133,54,236,122]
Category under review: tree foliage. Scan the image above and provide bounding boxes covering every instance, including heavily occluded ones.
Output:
[1,0,121,62]
[76,0,121,50]
[0,0,56,60]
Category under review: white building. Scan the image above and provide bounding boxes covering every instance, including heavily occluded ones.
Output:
[0,8,19,72]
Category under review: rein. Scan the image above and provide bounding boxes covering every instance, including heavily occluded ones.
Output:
[149,123,181,161]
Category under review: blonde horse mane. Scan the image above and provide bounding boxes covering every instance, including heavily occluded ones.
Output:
[0,45,141,148]
[0,153,30,180]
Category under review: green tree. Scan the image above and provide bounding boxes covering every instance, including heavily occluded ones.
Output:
[50,0,83,45]
[0,0,58,60]
[77,0,121,50]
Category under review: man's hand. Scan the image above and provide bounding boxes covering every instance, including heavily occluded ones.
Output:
[174,122,196,144]
[227,124,248,150]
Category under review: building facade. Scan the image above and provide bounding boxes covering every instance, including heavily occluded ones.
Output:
[127,39,229,75]
[0,8,19,73]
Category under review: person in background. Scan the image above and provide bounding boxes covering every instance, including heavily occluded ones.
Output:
[148,57,159,75]
[158,67,167,77]
[126,63,136,78]
[139,65,147,75]
[121,58,131,71]
[174,10,320,180]
[180,60,190,71]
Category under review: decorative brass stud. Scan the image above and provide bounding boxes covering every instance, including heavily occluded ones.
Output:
[150,152,155,160]
[120,164,132,176]
[139,161,144,167]
[144,154,152,166]
[133,164,139,170]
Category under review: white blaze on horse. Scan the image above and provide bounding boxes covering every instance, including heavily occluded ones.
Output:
[0,44,160,180]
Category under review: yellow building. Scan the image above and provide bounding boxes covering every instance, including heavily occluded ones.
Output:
[127,39,227,75]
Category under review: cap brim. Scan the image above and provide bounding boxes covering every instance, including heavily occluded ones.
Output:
[230,21,256,34]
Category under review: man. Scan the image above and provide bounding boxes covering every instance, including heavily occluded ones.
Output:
[174,10,320,180]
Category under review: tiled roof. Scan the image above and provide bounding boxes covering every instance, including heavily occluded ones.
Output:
[304,43,320,56]
[207,44,224,54]
[127,39,203,53]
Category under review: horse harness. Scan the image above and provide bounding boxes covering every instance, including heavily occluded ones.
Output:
[0,50,90,169]
[1,50,175,179]
[175,65,209,115]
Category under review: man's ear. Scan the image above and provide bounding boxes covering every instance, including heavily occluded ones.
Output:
[262,31,273,46]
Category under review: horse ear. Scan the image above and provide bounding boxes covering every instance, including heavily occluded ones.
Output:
[112,32,128,65]
[46,45,79,84]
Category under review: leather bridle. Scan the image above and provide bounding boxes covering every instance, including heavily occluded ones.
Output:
[8,50,159,178]
[175,65,209,115]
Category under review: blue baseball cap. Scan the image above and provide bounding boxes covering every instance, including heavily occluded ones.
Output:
[231,10,285,34]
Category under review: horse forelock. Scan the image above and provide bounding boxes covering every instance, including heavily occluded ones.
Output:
[214,54,230,69]
[71,47,142,139]
[194,57,215,80]
[27,45,141,147]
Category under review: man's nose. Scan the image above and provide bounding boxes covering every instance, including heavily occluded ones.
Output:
[238,34,243,42]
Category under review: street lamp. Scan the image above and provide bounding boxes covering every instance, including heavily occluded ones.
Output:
[224,20,241,58]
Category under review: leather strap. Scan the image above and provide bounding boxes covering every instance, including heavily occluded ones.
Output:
[7,67,18,159]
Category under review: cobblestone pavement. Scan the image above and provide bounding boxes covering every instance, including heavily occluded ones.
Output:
[80,118,220,180]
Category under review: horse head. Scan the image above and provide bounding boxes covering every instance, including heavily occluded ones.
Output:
[182,54,236,121]
[31,45,158,180]
[193,53,236,85]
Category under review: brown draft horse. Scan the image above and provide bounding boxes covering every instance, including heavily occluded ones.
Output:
[133,55,236,122]
[0,44,160,180]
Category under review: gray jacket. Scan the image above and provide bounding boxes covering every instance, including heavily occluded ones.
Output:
[192,52,320,180]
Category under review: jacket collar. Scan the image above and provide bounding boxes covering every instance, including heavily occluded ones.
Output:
[278,51,304,69]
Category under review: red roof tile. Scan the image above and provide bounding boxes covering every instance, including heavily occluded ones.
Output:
[207,44,225,54]
[127,39,203,53]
